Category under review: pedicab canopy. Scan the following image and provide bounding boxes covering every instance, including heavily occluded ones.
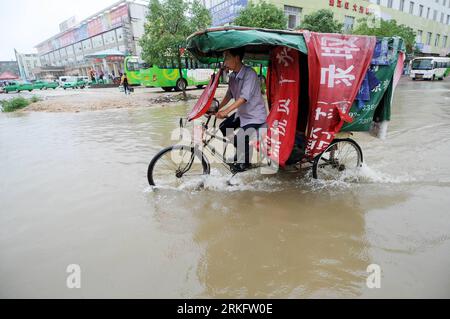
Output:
[186,27,405,166]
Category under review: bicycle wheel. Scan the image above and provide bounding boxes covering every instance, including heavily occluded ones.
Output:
[148,145,210,187]
[312,139,363,180]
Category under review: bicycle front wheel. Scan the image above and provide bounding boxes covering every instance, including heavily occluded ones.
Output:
[147,145,210,187]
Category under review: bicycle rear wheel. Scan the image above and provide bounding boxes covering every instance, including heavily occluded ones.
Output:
[147,145,210,187]
[312,139,363,180]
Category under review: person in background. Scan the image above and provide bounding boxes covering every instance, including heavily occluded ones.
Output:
[120,73,130,95]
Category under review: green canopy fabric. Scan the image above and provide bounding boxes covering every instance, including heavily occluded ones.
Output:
[186,27,308,64]
[187,27,406,133]
[187,27,404,65]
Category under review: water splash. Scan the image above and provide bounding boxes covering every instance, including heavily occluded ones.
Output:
[144,162,417,195]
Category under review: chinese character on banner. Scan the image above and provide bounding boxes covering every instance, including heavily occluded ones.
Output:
[321,64,356,87]
[264,46,300,167]
[303,31,376,159]
[320,37,361,59]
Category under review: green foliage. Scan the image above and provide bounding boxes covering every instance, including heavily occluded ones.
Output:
[352,17,416,53]
[30,95,41,103]
[1,97,31,112]
[140,0,212,67]
[233,1,287,30]
[297,9,343,33]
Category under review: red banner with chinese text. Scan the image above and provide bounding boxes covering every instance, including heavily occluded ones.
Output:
[264,46,300,167]
[304,32,376,159]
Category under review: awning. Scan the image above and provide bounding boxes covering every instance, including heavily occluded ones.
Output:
[84,49,126,59]
[0,71,19,80]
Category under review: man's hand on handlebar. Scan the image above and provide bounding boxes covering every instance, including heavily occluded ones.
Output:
[215,110,229,119]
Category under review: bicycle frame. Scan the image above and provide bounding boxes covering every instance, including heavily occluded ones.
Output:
[180,115,236,173]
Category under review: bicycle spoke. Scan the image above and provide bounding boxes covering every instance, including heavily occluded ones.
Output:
[148,146,209,187]
[314,140,362,180]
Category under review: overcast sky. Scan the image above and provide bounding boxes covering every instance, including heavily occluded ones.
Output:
[0,0,120,61]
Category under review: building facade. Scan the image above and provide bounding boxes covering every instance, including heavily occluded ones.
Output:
[14,51,41,80]
[35,0,149,78]
[205,0,450,56]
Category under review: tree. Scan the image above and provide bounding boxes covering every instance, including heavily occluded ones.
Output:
[233,1,287,30]
[297,9,343,33]
[352,17,416,53]
[140,0,211,98]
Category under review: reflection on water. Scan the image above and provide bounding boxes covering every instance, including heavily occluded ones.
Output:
[1,79,450,298]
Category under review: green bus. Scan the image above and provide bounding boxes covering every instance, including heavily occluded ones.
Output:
[124,56,217,92]
[124,56,143,86]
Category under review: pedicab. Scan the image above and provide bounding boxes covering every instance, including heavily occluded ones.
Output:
[147,27,405,187]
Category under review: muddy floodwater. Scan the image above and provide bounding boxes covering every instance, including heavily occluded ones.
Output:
[1,79,450,298]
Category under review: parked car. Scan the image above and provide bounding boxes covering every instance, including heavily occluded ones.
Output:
[2,81,34,93]
[33,80,46,90]
[45,81,59,89]
[33,80,59,90]
[58,76,77,86]
[63,78,87,90]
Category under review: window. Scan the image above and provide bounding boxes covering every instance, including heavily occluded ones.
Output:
[426,32,432,45]
[116,28,124,42]
[443,35,448,48]
[377,0,380,4]
[447,14,450,25]
[66,45,75,56]
[409,1,414,14]
[284,5,302,29]
[416,30,423,43]
[82,39,92,50]
[440,12,444,23]
[74,43,83,61]
[433,9,437,21]
[388,0,393,8]
[399,0,405,11]
[103,30,117,45]
[427,7,430,19]
[74,42,82,54]
[412,59,432,70]
[435,34,440,47]
[126,59,139,71]
[343,16,355,33]
[419,4,423,16]
[92,35,103,48]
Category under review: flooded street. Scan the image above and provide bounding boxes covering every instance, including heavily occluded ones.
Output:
[1,78,450,298]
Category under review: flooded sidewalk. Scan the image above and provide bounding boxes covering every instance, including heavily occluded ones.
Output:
[0,78,449,298]
[1,85,229,113]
